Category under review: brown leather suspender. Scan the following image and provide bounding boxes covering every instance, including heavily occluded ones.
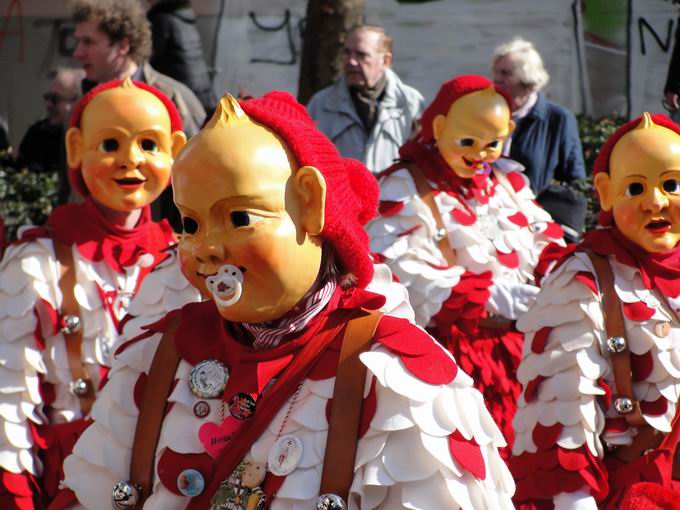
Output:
[129,316,181,506]
[127,310,381,506]
[319,310,382,502]
[404,164,457,267]
[585,250,646,428]
[53,239,96,416]
[585,250,680,468]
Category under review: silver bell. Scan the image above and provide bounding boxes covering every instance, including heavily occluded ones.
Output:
[614,397,635,414]
[433,227,447,242]
[68,378,89,397]
[62,314,82,335]
[112,480,140,508]
[606,336,627,353]
[317,493,347,510]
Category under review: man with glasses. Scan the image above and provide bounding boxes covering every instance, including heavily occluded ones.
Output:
[17,67,85,203]
[307,24,424,174]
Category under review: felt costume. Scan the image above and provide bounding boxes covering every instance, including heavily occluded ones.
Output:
[366,75,564,455]
[512,114,680,509]
[0,81,181,509]
[60,91,515,509]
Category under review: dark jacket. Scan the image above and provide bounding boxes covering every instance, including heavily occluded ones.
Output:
[509,93,586,194]
[148,0,216,113]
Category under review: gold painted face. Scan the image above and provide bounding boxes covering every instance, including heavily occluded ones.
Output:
[595,113,680,253]
[173,96,327,324]
[431,88,514,179]
[66,80,186,212]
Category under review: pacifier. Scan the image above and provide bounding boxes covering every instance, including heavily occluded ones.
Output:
[205,264,245,307]
[474,161,492,176]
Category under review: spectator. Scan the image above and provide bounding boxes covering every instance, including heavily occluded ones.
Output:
[17,67,85,204]
[663,23,680,122]
[69,0,206,231]
[492,37,587,241]
[147,0,216,115]
[69,0,205,138]
[307,24,424,174]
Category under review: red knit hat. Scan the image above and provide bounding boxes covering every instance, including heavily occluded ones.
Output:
[239,91,379,288]
[419,74,513,142]
[620,482,680,510]
[67,79,183,197]
[593,113,680,226]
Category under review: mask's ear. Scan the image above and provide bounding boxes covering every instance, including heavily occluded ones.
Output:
[508,118,516,136]
[171,130,187,158]
[432,114,446,143]
[294,166,326,235]
[65,127,83,169]
[594,172,613,211]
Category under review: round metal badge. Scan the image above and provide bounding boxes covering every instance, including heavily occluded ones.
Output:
[268,434,303,477]
[228,392,257,420]
[189,359,228,399]
[176,469,205,497]
[193,400,211,418]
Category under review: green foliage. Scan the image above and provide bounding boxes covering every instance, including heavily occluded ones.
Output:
[572,114,626,231]
[0,152,59,242]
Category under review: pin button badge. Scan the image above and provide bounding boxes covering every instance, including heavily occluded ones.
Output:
[177,469,205,497]
[189,359,228,399]
[228,392,257,420]
[268,434,303,476]
[193,400,211,418]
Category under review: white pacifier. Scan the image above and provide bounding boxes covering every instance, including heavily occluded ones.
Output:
[205,264,244,307]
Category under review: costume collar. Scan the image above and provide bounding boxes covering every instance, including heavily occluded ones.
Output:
[46,196,175,274]
[580,227,680,298]
[398,139,494,204]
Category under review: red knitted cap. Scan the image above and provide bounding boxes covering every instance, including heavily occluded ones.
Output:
[419,74,513,142]
[68,79,183,197]
[239,91,379,288]
[593,113,680,226]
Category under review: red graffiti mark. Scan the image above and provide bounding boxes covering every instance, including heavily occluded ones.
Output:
[0,0,25,63]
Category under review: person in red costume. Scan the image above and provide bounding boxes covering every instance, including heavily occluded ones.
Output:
[58,91,515,509]
[367,74,565,458]
[0,78,186,508]
[512,113,680,509]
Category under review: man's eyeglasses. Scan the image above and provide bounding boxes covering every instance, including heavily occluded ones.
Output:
[43,92,77,104]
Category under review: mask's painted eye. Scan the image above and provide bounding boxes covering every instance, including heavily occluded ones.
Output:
[487,140,500,149]
[624,182,644,197]
[182,217,198,234]
[663,179,680,193]
[457,138,475,147]
[99,138,119,152]
[230,211,250,228]
[140,139,158,152]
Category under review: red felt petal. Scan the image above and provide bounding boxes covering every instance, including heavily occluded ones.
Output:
[133,373,146,410]
[157,449,214,496]
[532,423,563,450]
[604,417,629,434]
[375,317,435,356]
[575,271,598,294]
[597,377,612,409]
[531,327,552,354]
[378,200,404,217]
[622,301,656,321]
[448,430,486,480]
[506,172,526,192]
[508,211,529,227]
[3,472,34,497]
[48,488,77,510]
[524,376,544,402]
[401,350,458,385]
[631,350,654,381]
[398,225,421,237]
[496,249,519,269]
[640,396,668,416]
[556,447,590,471]
[543,222,564,239]
[452,208,476,226]
[256,354,293,394]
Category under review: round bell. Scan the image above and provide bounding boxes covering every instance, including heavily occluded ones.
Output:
[317,493,347,510]
[614,397,634,414]
[68,378,89,397]
[433,228,446,242]
[62,314,82,335]
[606,336,627,353]
[112,481,139,508]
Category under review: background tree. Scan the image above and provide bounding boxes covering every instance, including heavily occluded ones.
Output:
[297,0,364,104]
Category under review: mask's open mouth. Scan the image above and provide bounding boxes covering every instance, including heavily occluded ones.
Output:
[645,219,672,233]
[114,177,147,188]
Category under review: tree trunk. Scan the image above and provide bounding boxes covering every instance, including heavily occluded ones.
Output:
[297,0,365,104]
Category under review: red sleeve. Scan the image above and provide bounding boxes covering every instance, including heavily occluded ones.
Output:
[432,270,493,336]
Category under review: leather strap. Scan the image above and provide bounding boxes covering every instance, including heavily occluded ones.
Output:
[319,310,382,502]
[585,250,646,428]
[53,239,96,416]
[129,315,181,507]
[405,164,457,267]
